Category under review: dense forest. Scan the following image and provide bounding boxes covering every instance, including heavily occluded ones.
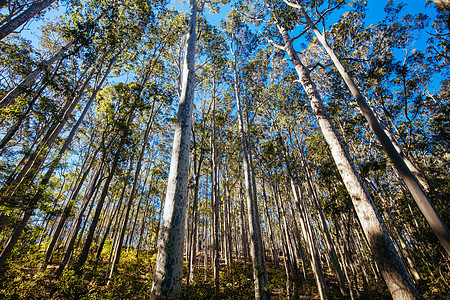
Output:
[0,0,448,298]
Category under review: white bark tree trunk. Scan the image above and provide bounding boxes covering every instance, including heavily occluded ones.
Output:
[275,22,421,300]
[232,48,270,300]
[293,3,450,256]
[150,0,199,297]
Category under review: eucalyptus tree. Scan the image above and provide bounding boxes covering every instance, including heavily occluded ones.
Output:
[97,4,181,276]
[107,82,171,280]
[43,122,103,266]
[194,19,229,289]
[150,0,204,297]
[241,1,421,298]
[283,0,450,255]
[186,102,209,284]
[0,0,164,270]
[223,11,270,300]
[0,15,99,110]
[0,8,111,192]
[257,73,329,296]
[0,53,115,269]
[73,82,140,271]
[306,7,450,287]
[0,0,57,40]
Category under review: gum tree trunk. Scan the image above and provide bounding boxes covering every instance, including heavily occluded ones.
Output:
[292,2,450,256]
[150,0,199,298]
[108,107,156,281]
[74,108,134,271]
[275,21,421,300]
[0,39,74,109]
[0,0,55,40]
[232,45,270,300]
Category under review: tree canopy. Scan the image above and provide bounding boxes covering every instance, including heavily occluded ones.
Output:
[0,0,448,299]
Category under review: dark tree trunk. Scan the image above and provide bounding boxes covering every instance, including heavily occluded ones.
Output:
[56,159,107,276]
[0,0,56,40]
[44,143,100,265]
[74,109,134,271]
[0,65,106,268]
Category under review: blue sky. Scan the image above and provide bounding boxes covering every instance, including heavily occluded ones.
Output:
[4,0,438,52]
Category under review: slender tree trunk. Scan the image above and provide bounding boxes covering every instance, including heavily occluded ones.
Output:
[295,142,346,295]
[210,80,220,293]
[44,143,99,265]
[0,71,101,268]
[108,108,155,280]
[106,155,135,281]
[239,185,249,265]
[0,0,55,40]
[1,66,96,203]
[95,185,125,261]
[127,192,144,249]
[291,3,450,255]
[203,203,208,281]
[273,20,421,300]
[75,108,134,271]
[261,181,279,266]
[187,128,205,283]
[232,46,269,299]
[246,116,270,290]
[224,174,233,265]
[0,39,74,109]
[275,124,327,294]
[387,208,421,282]
[56,158,105,277]
[136,191,151,257]
[150,1,199,297]
[0,58,112,268]
[272,182,295,298]
[0,59,59,150]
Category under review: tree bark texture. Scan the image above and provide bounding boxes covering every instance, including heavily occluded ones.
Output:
[0,0,56,40]
[233,49,270,300]
[276,22,421,300]
[294,4,450,256]
[150,1,198,298]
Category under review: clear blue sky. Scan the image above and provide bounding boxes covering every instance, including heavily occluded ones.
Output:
[6,0,438,51]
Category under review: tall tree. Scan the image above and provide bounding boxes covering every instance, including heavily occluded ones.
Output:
[0,0,56,40]
[256,2,421,298]
[150,0,202,297]
[283,0,450,256]
[226,13,271,299]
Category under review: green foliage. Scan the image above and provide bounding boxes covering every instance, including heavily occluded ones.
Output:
[55,269,90,299]
[0,0,448,299]
[182,263,255,299]
[0,248,156,299]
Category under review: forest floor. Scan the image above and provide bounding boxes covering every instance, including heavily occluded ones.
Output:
[0,248,391,299]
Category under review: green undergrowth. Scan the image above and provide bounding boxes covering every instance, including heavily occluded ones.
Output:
[1,249,443,299]
[0,248,157,300]
[181,263,256,299]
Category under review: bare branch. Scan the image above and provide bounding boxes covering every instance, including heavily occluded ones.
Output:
[262,33,286,50]
[306,61,333,71]
[291,27,309,41]
[241,11,274,24]
[283,0,345,35]
[316,1,345,24]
